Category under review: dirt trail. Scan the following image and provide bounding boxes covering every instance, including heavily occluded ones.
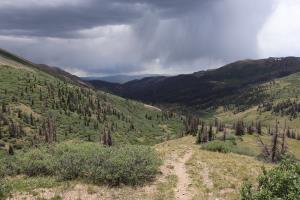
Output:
[173,149,194,200]
[144,104,162,111]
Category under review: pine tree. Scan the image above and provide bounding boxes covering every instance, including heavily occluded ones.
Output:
[256,121,262,135]
[8,144,14,155]
[107,130,112,146]
[196,128,202,144]
[102,129,107,145]
[235,120,244,136]
[30,113,34,126]
[223,128,227,141]
[208,124,213,141]
[247,123,254,135]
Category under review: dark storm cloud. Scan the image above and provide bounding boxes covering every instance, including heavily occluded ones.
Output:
[0,0,145,37]
[0,0,203,38]
[0,0,276,75]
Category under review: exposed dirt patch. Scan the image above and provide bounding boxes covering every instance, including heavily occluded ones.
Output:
[220,188,235,194]
[144,104,162,111]
[0,56,33,72]
[14,103,41,118]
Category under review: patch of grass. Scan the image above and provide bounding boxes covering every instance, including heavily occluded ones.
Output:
[0,176,62,199]
[201,140,256,157]
[155,175,177,200]
[236,134,300,160]
[50,195,62,200]
[4,176,60,193]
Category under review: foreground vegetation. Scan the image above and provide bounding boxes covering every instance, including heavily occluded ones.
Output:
[241,157,300,200]
[0,141,161,199]
[1,135,299,200]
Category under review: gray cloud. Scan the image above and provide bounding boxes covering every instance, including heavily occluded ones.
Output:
[0,0,277,75]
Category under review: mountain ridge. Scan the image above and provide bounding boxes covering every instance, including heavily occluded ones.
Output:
[88,56,300,107]
[81,74,166,84]
[0,48,91,88]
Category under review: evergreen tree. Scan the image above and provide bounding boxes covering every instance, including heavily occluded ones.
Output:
[256,121,262,135]
[235,120,244,136]
[208,124,213,141]
[8,144,14,155]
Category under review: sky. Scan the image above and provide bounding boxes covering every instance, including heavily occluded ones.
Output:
[0,0,300,76]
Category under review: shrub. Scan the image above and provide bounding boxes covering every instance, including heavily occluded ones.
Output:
[52,141,102,180]
[14,141,161,186]
[89,145,161,185]
[240,157,300,200]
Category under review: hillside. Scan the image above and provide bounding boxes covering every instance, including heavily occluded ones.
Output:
[214,71,300,130]
[0,49,184,152]
[89,57,300,108]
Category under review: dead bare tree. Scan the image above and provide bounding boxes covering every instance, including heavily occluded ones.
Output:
[257,120,287,163]
[42,116,57,143]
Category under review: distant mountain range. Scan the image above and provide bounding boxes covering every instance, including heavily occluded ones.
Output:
[81,74,166,84]
[87,57,300,108]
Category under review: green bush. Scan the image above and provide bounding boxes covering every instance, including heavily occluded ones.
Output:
[240,157,300,200]
[52,142,103,180]
[201,140,255,156]
[14,141,161,186]
[89,145,161,185]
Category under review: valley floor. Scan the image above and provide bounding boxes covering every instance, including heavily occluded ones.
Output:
[7,136,270,200]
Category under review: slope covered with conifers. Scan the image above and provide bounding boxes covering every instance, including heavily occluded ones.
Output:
[0,49,183,153]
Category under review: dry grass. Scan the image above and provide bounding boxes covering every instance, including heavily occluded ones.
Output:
[13,103,42,119]
[0,57,33,72]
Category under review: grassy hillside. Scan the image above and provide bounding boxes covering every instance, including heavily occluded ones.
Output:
[0,52,183,153]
